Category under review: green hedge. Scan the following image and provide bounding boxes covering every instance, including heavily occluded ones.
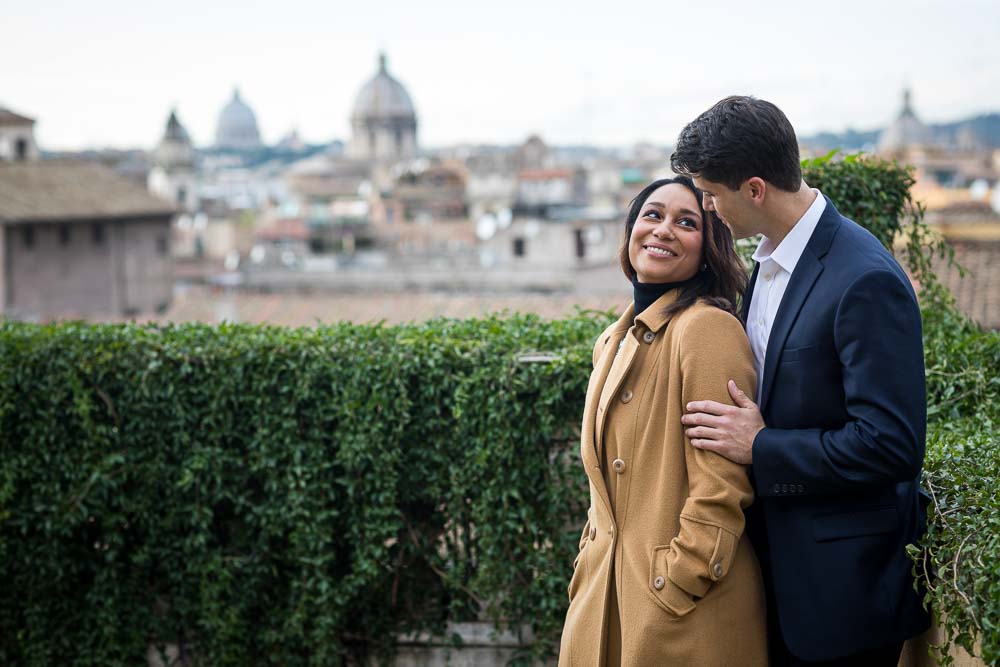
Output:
[1,155,997,665]
[0,315,612,665]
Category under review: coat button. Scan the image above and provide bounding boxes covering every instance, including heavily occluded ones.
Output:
[712,563,724,578]
[612,458,626,474]
[781,484,789,493]
[798,484,805,493]
[643,331,655,343]
[772,483,781,494]
[589,526,597,540]
[653,576,665,590]
[620,390,633,403]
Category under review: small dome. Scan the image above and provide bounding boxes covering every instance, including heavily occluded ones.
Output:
[351,53,416,121]
[216,88,262,150]
[164,109,191,144]
[155,109,194,169]
[879,89,933,153]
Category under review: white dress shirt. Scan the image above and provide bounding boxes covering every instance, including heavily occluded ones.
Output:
[746,190,826,399]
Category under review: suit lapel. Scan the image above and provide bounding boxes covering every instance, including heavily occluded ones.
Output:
[741,260,760,326]
[758,252,823,414]
[758,199,841,414]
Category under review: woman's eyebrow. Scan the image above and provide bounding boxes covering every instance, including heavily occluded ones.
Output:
[674,207,703,219]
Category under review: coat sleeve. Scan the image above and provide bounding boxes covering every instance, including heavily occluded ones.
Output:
[751,268,926,496]
[667,307,757,598]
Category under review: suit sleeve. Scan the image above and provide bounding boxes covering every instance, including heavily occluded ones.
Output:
[752,268,926,496]
[667,307,757,598]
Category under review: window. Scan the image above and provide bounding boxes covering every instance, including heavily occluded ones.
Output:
[156,237,168,256]
[22,227,34,249]
[92,223,105,245]
[58,225,70,245]
[15,138,28,161]
[513,237,526,257]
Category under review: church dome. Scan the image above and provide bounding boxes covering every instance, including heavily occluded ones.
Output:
[879,88,933,153]
[351,53,416,121]
[155,109,194,169]
[215,88,262,150]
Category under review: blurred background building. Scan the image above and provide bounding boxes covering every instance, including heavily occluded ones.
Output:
[2,56,999,329]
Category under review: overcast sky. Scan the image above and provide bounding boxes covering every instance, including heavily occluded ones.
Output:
[3,0,998,151]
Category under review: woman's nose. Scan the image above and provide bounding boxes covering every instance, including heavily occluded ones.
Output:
[652,222,675,239]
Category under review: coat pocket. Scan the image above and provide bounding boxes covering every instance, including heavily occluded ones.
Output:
[646,545,696,619]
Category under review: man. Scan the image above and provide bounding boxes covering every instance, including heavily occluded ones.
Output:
[673,96,930,666]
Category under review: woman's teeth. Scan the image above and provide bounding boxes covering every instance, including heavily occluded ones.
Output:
[646,246,675,257]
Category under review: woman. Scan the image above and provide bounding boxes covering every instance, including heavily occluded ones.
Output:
[559,177,767,666]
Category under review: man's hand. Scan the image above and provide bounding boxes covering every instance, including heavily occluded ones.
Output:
[681,380,765,465]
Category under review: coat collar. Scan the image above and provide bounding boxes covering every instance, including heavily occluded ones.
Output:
[755,195,843,413]
[634,287,684,332]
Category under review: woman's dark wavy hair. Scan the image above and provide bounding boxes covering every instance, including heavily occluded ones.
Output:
[618,176,747,318]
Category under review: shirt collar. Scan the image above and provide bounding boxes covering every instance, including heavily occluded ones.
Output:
[751,189,826,275]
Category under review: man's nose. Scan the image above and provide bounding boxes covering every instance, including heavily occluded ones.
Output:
[702,193,715,211]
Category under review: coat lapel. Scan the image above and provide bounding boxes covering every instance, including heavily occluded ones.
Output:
[758,199,841,414]
[579,307,633,512]
[595,333,639,460]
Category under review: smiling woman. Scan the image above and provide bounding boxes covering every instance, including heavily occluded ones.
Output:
[559,176,765,666]
[627,182,704,284]
[618,176,748,320]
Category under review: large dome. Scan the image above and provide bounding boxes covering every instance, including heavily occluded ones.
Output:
[879,89,933,153]
[351,53,416,121]
[215,88,262,150]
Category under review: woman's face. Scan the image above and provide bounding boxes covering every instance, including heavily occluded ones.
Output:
[627,183,705,284]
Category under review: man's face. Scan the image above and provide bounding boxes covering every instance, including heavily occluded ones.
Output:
[692,176,755,240]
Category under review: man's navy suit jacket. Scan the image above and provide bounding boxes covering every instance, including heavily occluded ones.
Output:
[743,197,931,661]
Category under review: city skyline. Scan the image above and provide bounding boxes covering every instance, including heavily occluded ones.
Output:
[4,0,999,151]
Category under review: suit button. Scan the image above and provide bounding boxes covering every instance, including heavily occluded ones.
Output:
[643,330,655,344]
[589,526,597,540]
[798,484,805,493]
[653,576,665,590]
[712,563,724,578]
[612,458,626,474]
[772,483,781,494]
[620,390,633,403]
[781,484,789,493]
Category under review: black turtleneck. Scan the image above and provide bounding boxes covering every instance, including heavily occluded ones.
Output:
[632,274,702,316]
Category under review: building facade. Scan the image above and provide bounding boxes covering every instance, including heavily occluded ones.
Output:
[0,161,176,319]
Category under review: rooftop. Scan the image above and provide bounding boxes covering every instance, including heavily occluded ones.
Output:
[0,160,177,224]
[0,108,35,127]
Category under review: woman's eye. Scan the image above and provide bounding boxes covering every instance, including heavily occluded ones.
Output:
[643,210,661,220]
[677,218,698,228]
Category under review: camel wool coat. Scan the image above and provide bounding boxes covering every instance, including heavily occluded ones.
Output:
[559,292,768,666]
